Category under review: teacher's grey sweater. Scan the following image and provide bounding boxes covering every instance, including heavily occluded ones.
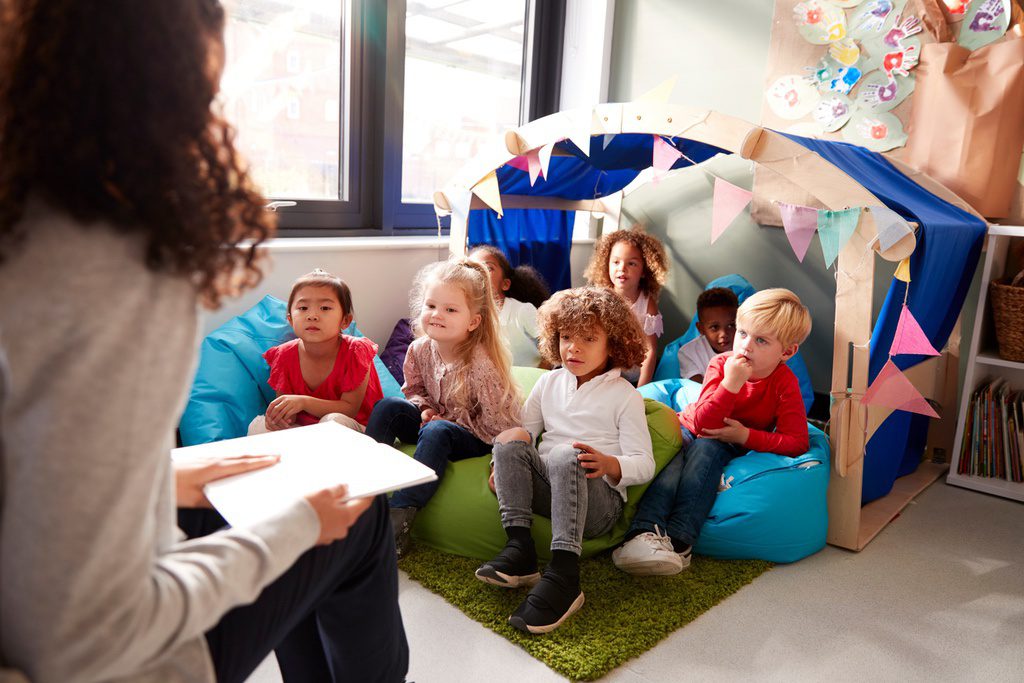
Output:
[0,200,320,683]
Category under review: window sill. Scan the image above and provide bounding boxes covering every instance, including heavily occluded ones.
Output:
[260,235,596,252]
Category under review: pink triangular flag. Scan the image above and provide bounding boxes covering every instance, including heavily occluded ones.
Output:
[711,178,753,244]
[652,135,683,184]
[862,360,939,418]
[526,149,543,185]
[778,202,818,262]
[506,156,529,173]
[889,304,940,356]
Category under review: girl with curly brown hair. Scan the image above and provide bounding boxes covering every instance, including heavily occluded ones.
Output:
[0,2,407,682]
[474,287,655,635]
[583,226,670,387]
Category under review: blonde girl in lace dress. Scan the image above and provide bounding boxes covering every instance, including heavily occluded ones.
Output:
[584,226,669,386]
[365,258,522,555]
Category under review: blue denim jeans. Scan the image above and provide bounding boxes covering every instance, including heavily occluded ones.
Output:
[629,434,745,546]
[365,396,492,509]
[493,439,624,555]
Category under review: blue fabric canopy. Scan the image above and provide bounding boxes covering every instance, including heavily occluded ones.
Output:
[468,134,728,291]
[783,135,985,503]
[469,129,984,504]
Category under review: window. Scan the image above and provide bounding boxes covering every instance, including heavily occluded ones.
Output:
[219,0,563,235]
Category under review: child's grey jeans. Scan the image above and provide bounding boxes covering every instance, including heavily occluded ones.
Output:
[492,439,624,555]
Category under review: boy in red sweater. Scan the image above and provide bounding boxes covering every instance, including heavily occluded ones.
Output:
[613,288,811,575]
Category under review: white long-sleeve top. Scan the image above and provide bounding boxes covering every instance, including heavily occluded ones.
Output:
[0,200,320,683]
[522,367,654,500]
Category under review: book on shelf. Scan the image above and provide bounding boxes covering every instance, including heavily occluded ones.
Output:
[958,379,1024,482]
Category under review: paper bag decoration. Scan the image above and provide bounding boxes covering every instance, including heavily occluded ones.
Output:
[897,38,1024,217]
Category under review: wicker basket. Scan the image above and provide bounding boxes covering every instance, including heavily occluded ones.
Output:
[989,278,1024,362]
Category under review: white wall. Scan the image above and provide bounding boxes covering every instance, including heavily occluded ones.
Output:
[203,237,596,346]
[606,0,898,392]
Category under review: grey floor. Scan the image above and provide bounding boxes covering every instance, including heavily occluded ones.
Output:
[248,481,1024,682]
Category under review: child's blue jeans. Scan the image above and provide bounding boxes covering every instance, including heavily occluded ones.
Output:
[365,396,491,509]
[629,432,745,546]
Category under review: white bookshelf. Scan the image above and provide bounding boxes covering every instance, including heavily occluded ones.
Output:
[947,224,1024,502]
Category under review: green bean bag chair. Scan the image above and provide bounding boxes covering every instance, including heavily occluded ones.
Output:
[404,367,685,562]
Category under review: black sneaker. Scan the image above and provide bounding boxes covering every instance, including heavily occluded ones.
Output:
[475,540,541,588]
[389,506,418,559]
[507,568,584,634]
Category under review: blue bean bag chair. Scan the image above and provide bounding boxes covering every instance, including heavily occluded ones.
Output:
[653,274,815,413]
[179,295,403,446]
[638,377,829,563]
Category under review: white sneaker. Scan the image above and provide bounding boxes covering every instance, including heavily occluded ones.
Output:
[612,527,684,576]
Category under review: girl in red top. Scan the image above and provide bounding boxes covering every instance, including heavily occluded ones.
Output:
[248,269,383,434]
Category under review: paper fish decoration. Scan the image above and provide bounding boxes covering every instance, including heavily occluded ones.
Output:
[847,0,897,37]
[943,0,969,15]
[842,111,908,151]
[855,71,915,112]
[882,13,922,49]
[829,39,862,66]
[767,75,820,120]
[809,59,863,97]
[813,94,854,131]
[794,0,848,44]
[959,0,1011,51]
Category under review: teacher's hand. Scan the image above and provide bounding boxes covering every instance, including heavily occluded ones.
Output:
[174,454,281,508]
[305,485,374,545]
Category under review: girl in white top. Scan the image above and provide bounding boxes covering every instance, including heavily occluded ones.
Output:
[475,287,653,635]
[584,226,669,386]
[469,245,550,368]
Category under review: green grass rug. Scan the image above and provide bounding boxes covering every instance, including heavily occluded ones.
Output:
[398,544,771,681]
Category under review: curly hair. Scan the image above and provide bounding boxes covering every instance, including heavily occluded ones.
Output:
[536,286,647,371]
[583,226,669,299]
[410,258,521,424]
[468,244,551,308]
[0,0,275,309]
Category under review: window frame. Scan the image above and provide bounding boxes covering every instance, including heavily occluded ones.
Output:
[268,0,564,236]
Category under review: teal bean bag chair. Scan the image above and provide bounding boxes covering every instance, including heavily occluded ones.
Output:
[408,367,685,562]
[179,295,402,446]
[653,274,815,413]
[638,377,829,563]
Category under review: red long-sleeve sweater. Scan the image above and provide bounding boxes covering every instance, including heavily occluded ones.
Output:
[679,352,809,456]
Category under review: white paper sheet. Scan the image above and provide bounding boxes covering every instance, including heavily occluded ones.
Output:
[171,422,437,528]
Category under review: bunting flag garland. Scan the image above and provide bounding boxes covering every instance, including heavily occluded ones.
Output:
[711,178,753,244]
[471,170,503,218]
[597,191,622,228]
[778,201,819,262]
[448,189,473,229]
[651,135,684,184]
[506,156,529,173]
[817,207,861,268]
[890,303,940,356]
[602,134,616,150]
[565,109,593,158]
[638,76,678,103]
[526,149,544,185]
[862,359,939,417]
[894,257,911,282]
[871,205,913,252]
[538,143,555,181]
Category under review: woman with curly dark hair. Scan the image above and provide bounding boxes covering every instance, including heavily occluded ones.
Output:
[583,226,670,387]
[0,2,408,682]
[474,287,654,634]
